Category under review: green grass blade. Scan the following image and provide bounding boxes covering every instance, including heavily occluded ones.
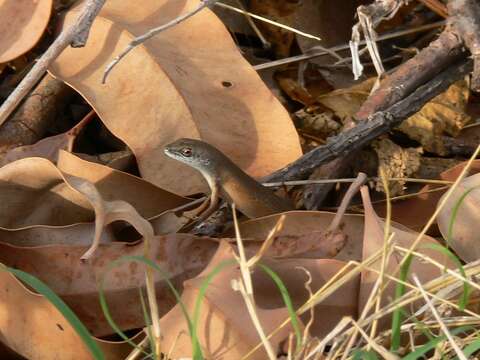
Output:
[446,187,478,247]
[391,254,413,352]
[139,287,155,359]
[5,267,105,360]
[353,349,379,360]
[258,263,302,350]
[192,259,235,360]
[98,255,193,356]
[402,326,471,360]
[421,243,470,310]
[459,333,480,358]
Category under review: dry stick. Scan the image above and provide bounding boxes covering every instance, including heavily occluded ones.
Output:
[234,0,270,49]
[253,21,445,70]
[418,0,449,17]
[102,0,219,83]
[327,172,367,233]
[448,0,480,91]
[214,2,345,63]
[0,0,106,127]
[263,59,472,183]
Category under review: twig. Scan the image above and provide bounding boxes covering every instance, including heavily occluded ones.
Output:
[356,29,464,120]
[418,0,449,17]
[253,20,446,70]
[448,0,480,91]
[327,173,367,233]
[0,0,106,127]
[102,0,219,83]
[263,60,472,183]
[214,2,345,63]
[234,0,270,49]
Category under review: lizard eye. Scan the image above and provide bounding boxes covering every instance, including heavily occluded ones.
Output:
[181,147,193,157]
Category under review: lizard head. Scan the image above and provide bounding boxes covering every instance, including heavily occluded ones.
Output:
[164,138,221,173]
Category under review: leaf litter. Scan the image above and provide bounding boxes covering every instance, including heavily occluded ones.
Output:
[0,0,480,359]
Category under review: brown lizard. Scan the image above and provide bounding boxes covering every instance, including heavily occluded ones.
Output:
[164,138,293,219]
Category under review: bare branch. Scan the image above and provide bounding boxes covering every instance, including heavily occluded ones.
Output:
[0,0,106,128]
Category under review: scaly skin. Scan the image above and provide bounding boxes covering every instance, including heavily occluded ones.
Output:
[164,138,292,218]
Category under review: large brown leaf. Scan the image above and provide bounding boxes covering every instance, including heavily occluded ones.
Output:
[233,210,365,261]
[375,159,480,234]
[49,0,302,195]
[437,173,480,262]
[0,153,188,229]
[159,241,296,359]
[0,234,219,337]
[359,186,456,326]
[0,268,136,360]
[0,0,52,63]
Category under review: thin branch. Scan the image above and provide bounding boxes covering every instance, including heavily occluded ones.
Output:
[214,1,345,63]
[102,0,219,83]
[327,172,367,233]
[263,59,471,183]
[253,21,445,70]
[0,0,106,128]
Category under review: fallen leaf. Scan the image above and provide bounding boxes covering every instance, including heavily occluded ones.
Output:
[57,150,189,222]
[437,173,480,262]
[0,153,188,229]
[49,0,302,196]
[0,266,142,360]
[159,241,297,359]
[372,137,422,196]
[398,79,472,155]
[0,234,219,337]
[375,159,480,234]
[316,77,375,122]
[253,257,359,339]
[233,211,365,262]
[0,0,53,63]
[249,0,301,57]
[359,186,456,327]
[1,110,94,166]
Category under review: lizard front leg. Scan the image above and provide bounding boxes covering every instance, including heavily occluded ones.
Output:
[195,181,220,223]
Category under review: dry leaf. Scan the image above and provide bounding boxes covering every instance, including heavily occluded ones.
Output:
[0,153,188,229]
[160,241,295,360]
[249,0,301,57]
[0,0,53,63]
[233,211,365,262]
[49,0,302,196]
[375,159,480,234]
[1,110,93,166]
[372,137,422,196]
[57,150,189,220]
[0,234,219,336]
[359,186,456,326]
[0,268,136,360]
[437,173,480,262]
[316,77,375,122]
[398,79,472,155]
[254,257,359,339]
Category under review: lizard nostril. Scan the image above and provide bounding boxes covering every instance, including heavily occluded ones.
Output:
[221,81,233,88]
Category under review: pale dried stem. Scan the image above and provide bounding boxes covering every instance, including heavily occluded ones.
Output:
[102,0,219,83]
[263,177,453,187]
[214,2,345,63]
[254,21,445,70]
[327,172,367,232]
[412,275,467,360]
[0,0,106,127]
[369,169,392,341]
